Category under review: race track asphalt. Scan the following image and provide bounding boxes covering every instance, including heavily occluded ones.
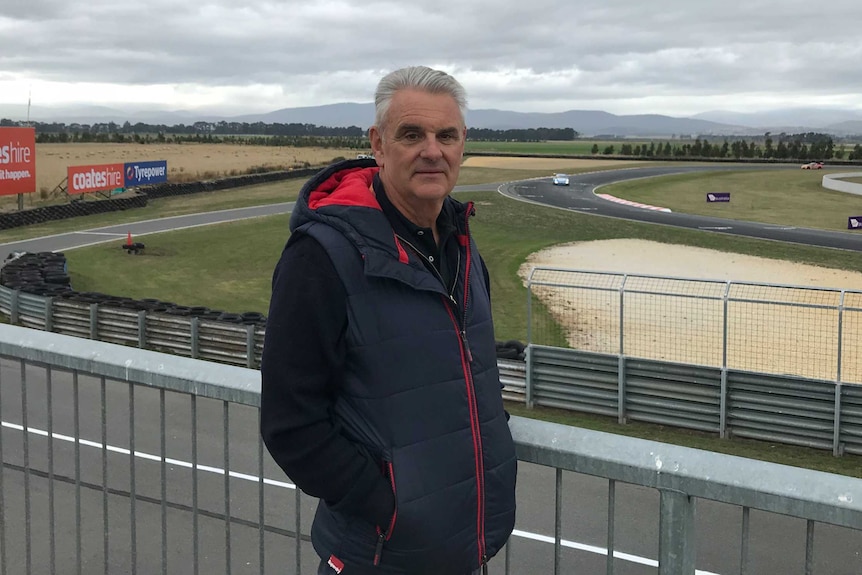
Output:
[498,164,862,252]
[5,164,860,265]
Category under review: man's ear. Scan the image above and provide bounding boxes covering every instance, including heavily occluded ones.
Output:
[369,126,384,166]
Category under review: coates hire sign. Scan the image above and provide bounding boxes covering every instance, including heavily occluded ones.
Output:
[124,160,167,187]
[67,163,125,194]
[0,127,36,196]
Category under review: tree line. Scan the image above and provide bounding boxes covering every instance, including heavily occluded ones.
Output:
[3,117,860,160]
[593,133,862,161]
[2,118,578,145]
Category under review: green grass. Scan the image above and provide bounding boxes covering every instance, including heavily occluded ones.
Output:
[67,216,289,314]
[601,168,862,230]
[0,179,306,244]
[0,164,635,244]
[31,164,862,477]
[67,188,862,340]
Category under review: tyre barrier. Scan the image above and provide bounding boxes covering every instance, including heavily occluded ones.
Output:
[0,250,527,369]
[496,339,526,361]
[0,166,322,232]
[0,251,267,327]
[138,167,320,200]
[0,194,148,231]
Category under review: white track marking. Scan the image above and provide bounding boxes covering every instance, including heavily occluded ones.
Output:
[2,420,724,574]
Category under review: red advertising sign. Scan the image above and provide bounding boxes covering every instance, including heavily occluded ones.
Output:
[0,127,36,196]
[67,163,125,194]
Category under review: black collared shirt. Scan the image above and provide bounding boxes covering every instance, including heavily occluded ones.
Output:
[373,175,460,294]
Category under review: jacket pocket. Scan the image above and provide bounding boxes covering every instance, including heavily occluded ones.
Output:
[373,458,398,566]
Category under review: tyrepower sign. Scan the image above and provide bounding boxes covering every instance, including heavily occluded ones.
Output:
[0,127,36,196]
[67,163,125,194]
[124,160,167,187]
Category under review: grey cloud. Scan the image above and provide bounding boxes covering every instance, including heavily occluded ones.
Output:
[1,0,861,113]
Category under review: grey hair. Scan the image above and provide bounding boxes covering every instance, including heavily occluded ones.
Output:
[374,66,468,130]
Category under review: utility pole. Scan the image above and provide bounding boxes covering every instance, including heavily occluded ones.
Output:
[19,87,31,211]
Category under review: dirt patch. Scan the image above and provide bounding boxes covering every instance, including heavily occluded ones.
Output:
[520,239,862,381]
[462,156,640,170]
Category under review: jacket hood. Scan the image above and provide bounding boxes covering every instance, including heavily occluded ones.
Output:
[290,159,471,268]
[291,158,380,220]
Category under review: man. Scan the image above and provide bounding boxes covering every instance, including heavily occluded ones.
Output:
[260,66,517,575]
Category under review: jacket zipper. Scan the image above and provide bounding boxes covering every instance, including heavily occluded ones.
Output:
[373,460,398,566]
[462,202,486,566]
[443,202,487,567]
[396,204,487,567]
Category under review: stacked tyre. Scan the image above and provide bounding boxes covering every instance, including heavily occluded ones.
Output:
[1,252,72,297]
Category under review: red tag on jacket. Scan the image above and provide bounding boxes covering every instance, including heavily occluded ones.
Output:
[327,555,345,574]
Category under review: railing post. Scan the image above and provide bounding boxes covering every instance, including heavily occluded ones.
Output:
[89,303,98,340]
[138,310,147,349]
[837,291,845,384]
[190,317,199,359]
[10,289,19,324]
[834,384,844,457]
[658,490,696,575]
[246,324,256,369]
[526,271,535,346]
[618,276,627,424]
[721,282,731,439]
[834,291,845,456]
[525,344,534,409]
[45,296,54,332]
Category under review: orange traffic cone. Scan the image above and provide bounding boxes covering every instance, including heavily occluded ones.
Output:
[126,232,133,246]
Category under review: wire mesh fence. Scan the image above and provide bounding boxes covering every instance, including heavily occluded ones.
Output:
[527,267,862,384]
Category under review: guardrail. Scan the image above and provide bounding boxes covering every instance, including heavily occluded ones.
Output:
[522,267,862,456]
[1,326,860,575]
[0,287,265,369]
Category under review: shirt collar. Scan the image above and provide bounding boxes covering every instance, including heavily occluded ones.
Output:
[373,174,456,245]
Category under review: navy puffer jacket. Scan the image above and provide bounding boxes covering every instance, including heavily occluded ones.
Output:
[290,160,517,575]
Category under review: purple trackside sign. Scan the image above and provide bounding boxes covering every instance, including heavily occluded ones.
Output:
[124,160,168,187]
[848,217,862,230]
[707,192,731,203]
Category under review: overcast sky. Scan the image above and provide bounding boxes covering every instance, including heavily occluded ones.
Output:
[2,0,861,118]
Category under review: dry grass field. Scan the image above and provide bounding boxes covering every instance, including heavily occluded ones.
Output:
[31,143,361,195]
[21,146,636,205]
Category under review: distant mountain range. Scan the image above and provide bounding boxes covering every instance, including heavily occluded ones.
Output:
[2,102,861,138]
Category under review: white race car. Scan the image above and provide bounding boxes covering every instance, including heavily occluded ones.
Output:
[801,162,823,170]
[552,173,570,186]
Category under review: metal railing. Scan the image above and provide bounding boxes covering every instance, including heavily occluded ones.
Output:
[0,286,265,369]
[1,325,860,575]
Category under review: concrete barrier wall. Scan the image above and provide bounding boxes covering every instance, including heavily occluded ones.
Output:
[822,172,862,195]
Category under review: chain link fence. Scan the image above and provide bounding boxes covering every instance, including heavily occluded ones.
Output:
[526,267,862,384]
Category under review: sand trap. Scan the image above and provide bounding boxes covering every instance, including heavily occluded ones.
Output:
[519,239,862,381]
[522,239,862,290]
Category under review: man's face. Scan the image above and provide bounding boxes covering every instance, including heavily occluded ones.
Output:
[369,89,466,208]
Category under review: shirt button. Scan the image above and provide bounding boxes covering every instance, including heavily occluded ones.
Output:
[428,256,435,262]
[417,231,424,236]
